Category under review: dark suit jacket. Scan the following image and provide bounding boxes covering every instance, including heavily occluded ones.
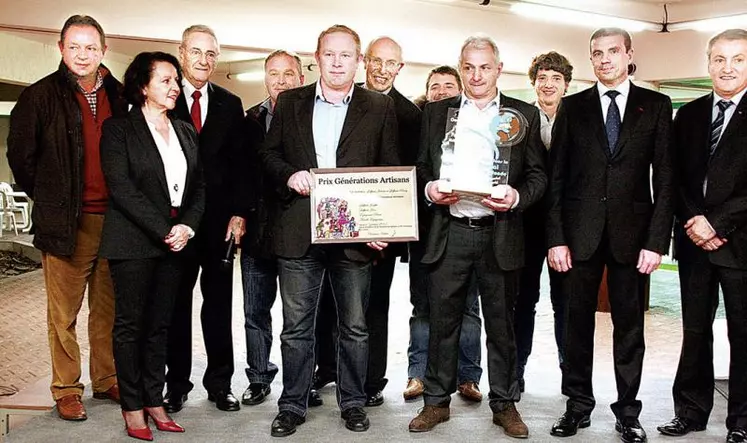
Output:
[99,107,205,259]
[674,92,747,269]
[174,82,249,250]
[243,100,273,259]
[546,82,675,264]
[259,83,400,260]
[416,94,547,270]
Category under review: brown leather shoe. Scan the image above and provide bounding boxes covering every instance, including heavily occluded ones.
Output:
[93,384,120,403]
[56,394,87,421]
[457,381,483,402]
[493,402,529,438]
[408,404,450,432]
[403,378,424,400]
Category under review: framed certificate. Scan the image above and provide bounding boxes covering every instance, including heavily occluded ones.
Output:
[310,166,419,244]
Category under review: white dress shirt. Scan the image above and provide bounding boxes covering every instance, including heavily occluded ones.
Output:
[446,94,501,218]
[182,80,209,127]
[597,79,631,123]
[146,120,187,207]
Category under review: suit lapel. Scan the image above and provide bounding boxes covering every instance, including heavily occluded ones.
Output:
[175,92,191,125]
[337,86,369,158]
[130,108,170,200]
[172,120,196,198]
[583,86,610,156]
[203,82,222,135]
[294,85,317,168]
[715,92,747,153]
[613,83,645,156]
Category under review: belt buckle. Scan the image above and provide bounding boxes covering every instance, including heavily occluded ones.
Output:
[467,217,479,228]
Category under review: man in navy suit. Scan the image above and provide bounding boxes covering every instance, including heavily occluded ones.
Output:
[546,28,674,443]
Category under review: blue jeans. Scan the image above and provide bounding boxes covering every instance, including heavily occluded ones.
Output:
[407,241,482,384]
[277,246,371,416]
[240,253,279,385]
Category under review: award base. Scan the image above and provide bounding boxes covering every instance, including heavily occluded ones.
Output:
[442,181,508,200]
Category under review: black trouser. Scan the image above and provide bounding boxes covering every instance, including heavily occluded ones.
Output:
[515,228,566,380]
[423,222,520,412]
[562,234,645,419]
[111,254,182,411]
[674,258,747,430]
[314,276,338,383]
[166,213,235,394]
[364,256,397,394]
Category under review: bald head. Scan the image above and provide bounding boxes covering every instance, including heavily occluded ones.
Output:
[364,36,404,92]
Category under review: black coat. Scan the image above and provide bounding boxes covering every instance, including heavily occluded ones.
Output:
[7,62,127,255]
[174,82,248,252]
[259,83,400,260]
[416,94,547,270]
[546,83,675,264]
[243,100,273,258]
[99,107,205,259]
[674,92,747,269]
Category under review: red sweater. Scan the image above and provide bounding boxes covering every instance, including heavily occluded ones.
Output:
[74,88,112,214]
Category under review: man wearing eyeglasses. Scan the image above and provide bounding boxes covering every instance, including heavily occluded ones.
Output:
[163,24,249,413]
[361,36,422,406]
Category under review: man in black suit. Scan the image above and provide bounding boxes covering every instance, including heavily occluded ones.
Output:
[240,49,305,408]
[657,29,747,443]
[259,24,399,437]
[360,35,421,406]
[546,28,674,443]
[164,24,248,413]
[408,35,546,438]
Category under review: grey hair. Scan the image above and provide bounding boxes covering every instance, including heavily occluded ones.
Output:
[459,34,500,65]
[265,50,303,76]
[180,24,220,51]
[707,28,747,58]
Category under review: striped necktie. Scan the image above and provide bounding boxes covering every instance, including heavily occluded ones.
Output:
[709,99,733,156]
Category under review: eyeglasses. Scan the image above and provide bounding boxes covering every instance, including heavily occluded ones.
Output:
[366,57,401,71]
[187,48,218,63]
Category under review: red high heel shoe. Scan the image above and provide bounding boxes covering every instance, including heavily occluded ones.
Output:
[122,410,153,441]
[145,407,185,433]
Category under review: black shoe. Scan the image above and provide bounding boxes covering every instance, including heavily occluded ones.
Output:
[656,416,706,436]
[163,391,188,414]
[727,428,747,443]
[308,389,323,407]
[208,390,241,411]
[242,383,271,406]
[341,407,370,432]
[271,411,305,437]
[550,411,591,437]
[312,373,336,390]
[365,390,384,407]
[616,418,647,443]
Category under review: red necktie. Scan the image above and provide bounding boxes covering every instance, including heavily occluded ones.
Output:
[190,90,202,133]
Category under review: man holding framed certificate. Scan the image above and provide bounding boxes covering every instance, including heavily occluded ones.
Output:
[258,24,399,437]
[409,34,546,438]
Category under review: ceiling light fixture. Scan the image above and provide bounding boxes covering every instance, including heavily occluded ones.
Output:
[510,2,657,33]
[234,71,265,82]
[669,14,747,32]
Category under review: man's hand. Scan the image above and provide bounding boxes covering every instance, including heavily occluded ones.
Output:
[165,224,192,252]
[702,236,728,251]
[637,249,662,274]
[366,241,388,251]
[426,180,459,206]
[480,186,518,212]
[287,170,313,196]
[548,245,572,272]
[225,216,246,245]
[685,215,717,246]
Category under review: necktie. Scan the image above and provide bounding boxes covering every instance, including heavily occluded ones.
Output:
[709,99,733,156]
[605,90,621,154]
[190,90,202,133]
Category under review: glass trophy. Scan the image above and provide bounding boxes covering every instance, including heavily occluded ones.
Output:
[440,107,527,201]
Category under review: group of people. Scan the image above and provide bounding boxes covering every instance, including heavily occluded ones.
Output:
[5,12,747,443]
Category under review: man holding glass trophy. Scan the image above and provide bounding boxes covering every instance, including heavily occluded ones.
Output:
[409,35,546,438]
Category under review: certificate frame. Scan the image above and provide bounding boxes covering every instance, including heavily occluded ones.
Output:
[310,166,419,244]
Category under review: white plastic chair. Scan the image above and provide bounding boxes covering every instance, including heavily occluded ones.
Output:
[0,192,19,236]
[0,182,28,232]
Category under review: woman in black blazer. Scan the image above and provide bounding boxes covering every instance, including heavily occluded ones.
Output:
[100,52,204,441]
